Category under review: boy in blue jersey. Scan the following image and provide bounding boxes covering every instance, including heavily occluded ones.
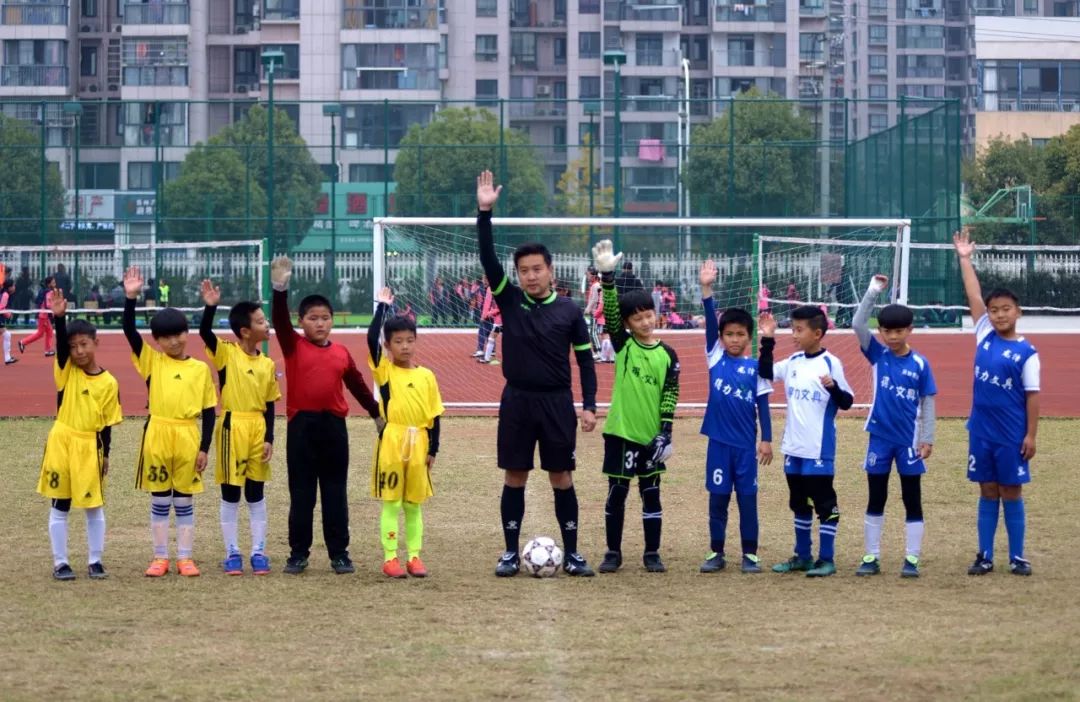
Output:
[697,259,775,574]
[955,229,1039,576]
[771,305,854,578]
[852,274,937,578]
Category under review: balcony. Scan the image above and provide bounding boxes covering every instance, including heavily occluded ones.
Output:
[715,48,783,68]
[123,66,189,86]
[475,50,499,62]
[606,0,681,22]
[1,2,67,24]
[628,49,683,67]
[898,67,944,78]
[897,2,942,18]
[343,67,439,91]
[509,56,565,72]
[620,95,680,112]
[233,72,259,93]
[124,1,189,24]
[342,6,438,29]
[262,0,299,21]
[715,0,786,22]
[508,100,569,118]
[799,0,826,15]
[994,98,1080,112]
[899,37,944,50]
[1,65,68,86]
[868,0,889,13]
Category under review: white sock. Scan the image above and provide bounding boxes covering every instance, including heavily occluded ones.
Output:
[151,495,171,558]
[220,499,240,556]
[905,520,925,559]
[483,337,496,362]
[49,507,69,567]
[174,496,195,559]
[85,507,106,565]
[2,330,10,361]
[249,499,268,556]
[864,513,884,558]
[600,339,614,361]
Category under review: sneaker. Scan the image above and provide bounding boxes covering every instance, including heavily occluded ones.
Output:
[495,551,520,577]
[406,557,428,578]
[251,553,271,575]
[222,553,244,576]
[967,552,994,576]
[382,558,407,578]
[471,350,484,357]
[330,556,355,574]
[17,340,25,354]
[856,555,881,577]
[643,551,666,573]
[476,357,489,364]
[52,563,76,581]
[597,550,622,574]
[87,562,108,580]
[772,555,814,573]
[563,552,595,577]
[700,552,727,573]
[1009,557,1032,576]
[741,554,762,574]
[901,555,920,579]
[806,559,837,578]
[4,358,16,365]
[176,558,201,577]
[283,556,308,575]
[44,350,56,357]
[144,558,170,577]
[488,359,501,366]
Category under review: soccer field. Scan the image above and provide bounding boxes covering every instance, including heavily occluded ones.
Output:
[2,417,1078,701]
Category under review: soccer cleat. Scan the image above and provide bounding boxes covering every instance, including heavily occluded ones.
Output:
[176,559,201,577]
[1009,557,1032,576]
[643,551,666,573]
[330,556,356,574]
[563,552,595,577]
[406,557,428,578]
[488,359,501,366]
[144,558,170,577]
[741,554,762,574]
[967,552,994,576]
[901,555,920,578]
[251,553,271,575]
[598,550,622,574]
[283,556,308,575]
[17,340,25,354]
[44,350,56,357]
[222,553,244,576]
[476,357,488,364]
[856,555,881,577]
[700,552,727,573]
[87,562,108,580]
[495,551,520,577]
[382,558,407,579]
[4,358,16,365]
[471,350,484,357]
[52,563,76,581]
[772,555,814,573]
[806,560,837,577]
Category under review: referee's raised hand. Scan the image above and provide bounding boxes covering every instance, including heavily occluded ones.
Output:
[123,266,144,300]
[476,170,502,212]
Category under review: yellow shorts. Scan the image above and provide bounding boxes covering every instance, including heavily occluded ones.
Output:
[135,416,205,494]
[37,423,105,509]
[215,411,269,486]
[371,423,433,504]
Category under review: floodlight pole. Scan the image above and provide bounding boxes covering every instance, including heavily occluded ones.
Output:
[323,103,342,289]
[261,50,285,253]
[604,50,627,250]
[63,101,83,300]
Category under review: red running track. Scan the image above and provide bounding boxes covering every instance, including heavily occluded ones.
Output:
[2,329,1077,418]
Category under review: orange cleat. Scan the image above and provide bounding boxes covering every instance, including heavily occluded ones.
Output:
[144,558,170,577]
[176,558,201,577]
[406,557,428,578]
[382,558,407,578]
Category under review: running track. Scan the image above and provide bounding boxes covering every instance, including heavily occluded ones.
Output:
[3,329,1076,418]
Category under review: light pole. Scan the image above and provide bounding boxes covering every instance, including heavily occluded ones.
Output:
[603,50,626,249]
[63,101,83,301]
[261,50,285,252]
[584,100,599,247]
[322,102,341,290]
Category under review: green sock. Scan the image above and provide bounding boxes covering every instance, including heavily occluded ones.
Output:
[381,500,402,561]
[403,501,423,559]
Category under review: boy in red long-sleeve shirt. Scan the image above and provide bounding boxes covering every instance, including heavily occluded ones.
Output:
[270,256,382,575]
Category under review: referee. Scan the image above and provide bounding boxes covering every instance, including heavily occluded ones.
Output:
[476,170,599,577]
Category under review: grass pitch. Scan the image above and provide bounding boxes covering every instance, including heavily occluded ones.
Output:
[2,417,1078,701]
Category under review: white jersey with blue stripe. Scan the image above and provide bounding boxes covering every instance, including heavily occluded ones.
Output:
[701,342,772,449]
[863,337,938,447]
[969,315,1039,447]
[775,350,852,461]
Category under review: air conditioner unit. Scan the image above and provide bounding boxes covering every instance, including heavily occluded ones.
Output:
[114,24,122,32]
[235,25,249,34]
[88,84,99,92]
[536,85,552,96]
[236,84,249,93]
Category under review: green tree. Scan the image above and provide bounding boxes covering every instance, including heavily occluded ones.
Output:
[553,133,613,248]
[161,145,267,241]
[0,113,64,245]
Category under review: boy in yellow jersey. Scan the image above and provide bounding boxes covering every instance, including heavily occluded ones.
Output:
[122,266,218,577]
[37,291,122,580]
[368,287,444,578]
[199,279,281,576]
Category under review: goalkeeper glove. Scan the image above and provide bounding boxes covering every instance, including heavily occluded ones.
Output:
[867,274,888,295]
[270,256,293,292]
[643,430,673,472]
[591,239,623,275]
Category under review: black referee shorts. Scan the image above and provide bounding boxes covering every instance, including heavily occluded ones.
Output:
[497,386,577,472]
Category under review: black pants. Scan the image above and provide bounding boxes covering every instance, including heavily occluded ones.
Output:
[287,412,350,561]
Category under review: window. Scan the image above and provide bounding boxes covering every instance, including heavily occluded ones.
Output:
[127,162,181,190]
[511,33,537,67]
[554,37,567,65]
[579,121,599,146]
[579,75,600,99]
[263,0,299,20]
[1023,0,1038,12]
[553,125,566,153]
[77,163,120,190]
[1053,0,1077,14]
[727,36,754,67]
[580,0,600,11]
[898,24,943,49]
[869,54,887,75]
[476,0,497,16]
[869,25,887,44]
[124,0,190,24]
[342,44,439,90]
[122,38,188,86]
[349,163,391,182]
[635,34,663,66]
[476,35,498,61]
[234,48,258,89]
[897,54,943,78]
[869,83,887,98]
[80,45,98,78]
[3,0,68,24]
[82,0,98,17]
[342,103,436,149]
[869,113,888,131]
[554,0,566,20]
[120,102,187,146]
[579,32,600,59]
[261,44,299,80]
[2,40,68,87]
[475,79,499,105]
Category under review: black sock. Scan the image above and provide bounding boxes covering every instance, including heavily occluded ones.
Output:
[553,485,580,555]
[640,476,662,553]
[605,479,630,553]
[500,485,525,554]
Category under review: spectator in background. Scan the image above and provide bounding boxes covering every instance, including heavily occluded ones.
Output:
[14,267,32,325]
[83,285,104,324]
[158,278,170,307]
[143,278,158,324]
[652,281,665,328]
[614,260,644,295]
[758,284,771,314]
[53,264,72,302]
[429,276,450,326]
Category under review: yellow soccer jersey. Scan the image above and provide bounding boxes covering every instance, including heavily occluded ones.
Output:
[53,360,123,433]
[133,345,218,419]
[369,356,444,428]
[205,340,281,413]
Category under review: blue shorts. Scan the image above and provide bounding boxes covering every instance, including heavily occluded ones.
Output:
[967,434,1030,486]
[705,440,757,495]
[865,435,926,476]
[783,455,835,476]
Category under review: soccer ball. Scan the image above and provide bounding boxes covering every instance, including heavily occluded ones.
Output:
[521,536,563,578]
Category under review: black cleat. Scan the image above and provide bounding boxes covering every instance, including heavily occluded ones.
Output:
[597,550,622,573]
[643,551,666,573]
[53,563,76,581]
[87,562,108,580]
[1009,557,1032,576]
[283,556,309,574]
[330,556,355,574]
[967,552,994,576]
[495,551,520,577]
[700,552,727,573]
[563,552,595,577]
[44,350,56,357]
[4,358,16,365]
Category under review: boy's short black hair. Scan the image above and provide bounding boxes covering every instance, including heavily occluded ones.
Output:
[513,242,552,267]
[298,294,333,317]
[877,303,914,329]
[66,319,98,340]
[619,289,654,321]
[622,260,633,271]
[791,305,828,335]
[1,278,12,291]
[984,287,1020,306]
[150,307,188,338]
[384,314,417,339]
[228,301,263,337]
[719,307,754,335]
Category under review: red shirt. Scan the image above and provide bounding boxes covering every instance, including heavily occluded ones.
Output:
[272,290,379,421]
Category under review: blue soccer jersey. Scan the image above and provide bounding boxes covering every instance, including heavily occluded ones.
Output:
[968,315,1039,447]
[775,350,853,461]
[863,337,938,447]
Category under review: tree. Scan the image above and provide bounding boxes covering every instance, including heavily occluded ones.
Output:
[553,134,614,248]
[684,90,816,219]
[392,107,547,219]
[0,113,64,245]
[160,144,267,240]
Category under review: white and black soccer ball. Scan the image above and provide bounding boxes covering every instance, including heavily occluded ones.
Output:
[521,536,563,578]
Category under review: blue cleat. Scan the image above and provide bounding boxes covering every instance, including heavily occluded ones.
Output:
[856,555,881,576]
[222,553,244,576]
[741,554,762,574]
[900,555,920,578]
[251,553,271,575]
[1009,557,1032,576]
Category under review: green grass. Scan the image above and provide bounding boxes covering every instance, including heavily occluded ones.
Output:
[2,417,1078,701]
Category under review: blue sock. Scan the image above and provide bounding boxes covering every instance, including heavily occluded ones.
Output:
[708,493,731,554]
[794,510,813,560]
[736,492,759,555]
[978,497,1000,561]
[1002,498,1026,562]
[819,516,838,563]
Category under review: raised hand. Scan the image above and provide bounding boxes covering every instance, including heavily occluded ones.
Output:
[476,170,503,212]
[758,312,776,338]
[953,227,975,259]
[123,266,144,300]
[200,278,221,307]
[270,255,293,292]
[375,286,394,306]
[591,239,623,274]
[699,259,718,288]
[869,274,889,294]
[50,289,67,318]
